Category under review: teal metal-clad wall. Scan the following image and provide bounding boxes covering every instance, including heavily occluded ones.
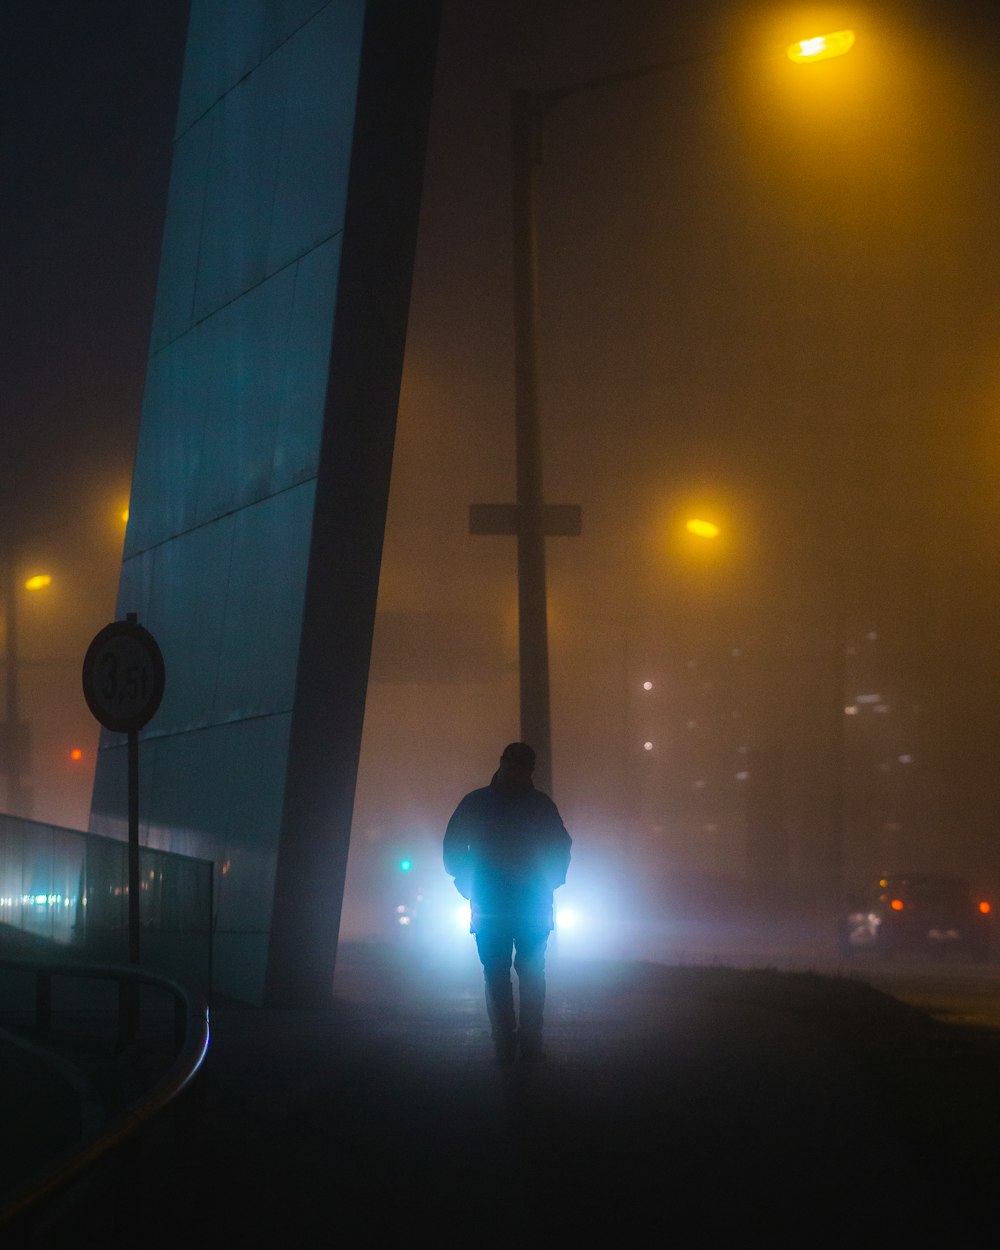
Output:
[90,1,440,1005]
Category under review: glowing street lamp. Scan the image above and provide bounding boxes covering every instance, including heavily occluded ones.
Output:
[24,574,52,592]
[483,29,857,797]
[686,519,721,539]
[786,30,856,65]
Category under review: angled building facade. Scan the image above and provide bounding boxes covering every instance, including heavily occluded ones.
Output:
[89,0,440,1005]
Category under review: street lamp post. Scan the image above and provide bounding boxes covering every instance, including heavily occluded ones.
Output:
[473,59,722,795]
[1,561,29,815]
[510,88,558,797]
[472,31,856,797]
[0,560,50,817]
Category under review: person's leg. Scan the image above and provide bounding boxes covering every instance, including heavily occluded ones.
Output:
[513,926,550,1059]
[475,924,517,1059]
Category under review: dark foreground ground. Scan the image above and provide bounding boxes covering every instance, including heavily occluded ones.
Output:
[6,940,1000,1246]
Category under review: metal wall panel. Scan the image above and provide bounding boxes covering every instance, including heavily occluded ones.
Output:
[269,236,341,491]
[174,0,270,137]
[213,485,315,718]
[193,54,289,320]
[265,2,363,271]
[262,0,332,57]
[193,266,300,521]
[148,121,213,353]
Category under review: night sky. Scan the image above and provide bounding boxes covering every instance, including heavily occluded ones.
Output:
[2,2,190,827]
[5,1,1000,914]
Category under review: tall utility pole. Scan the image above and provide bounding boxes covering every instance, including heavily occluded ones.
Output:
[474,65,736,797]
[470,89,584,798]
[509,90,556,797]
[470,32,854,799]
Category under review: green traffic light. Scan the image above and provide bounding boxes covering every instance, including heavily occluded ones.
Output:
[400,858,413,872]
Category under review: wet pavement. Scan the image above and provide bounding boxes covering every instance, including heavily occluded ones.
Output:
[7,941,1000,1245]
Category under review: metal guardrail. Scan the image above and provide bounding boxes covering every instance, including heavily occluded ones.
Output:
[0,955,210,1230]
[0,812,215,999]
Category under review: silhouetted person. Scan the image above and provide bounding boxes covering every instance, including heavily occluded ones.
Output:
[444,742,572,1063]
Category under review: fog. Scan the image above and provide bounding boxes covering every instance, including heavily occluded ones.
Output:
[342,0,1000,946]
[3,1,1000,958]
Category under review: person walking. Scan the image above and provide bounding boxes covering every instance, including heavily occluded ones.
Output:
[444,742,572,1063]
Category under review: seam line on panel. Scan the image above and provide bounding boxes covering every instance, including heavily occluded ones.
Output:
[153,230,344,357]
[124,476,319,563]
[99,708,295,748]
[173,1,342,143]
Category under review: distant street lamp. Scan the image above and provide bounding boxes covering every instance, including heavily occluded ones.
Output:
[472,32,855,797]
[786,30,856,65]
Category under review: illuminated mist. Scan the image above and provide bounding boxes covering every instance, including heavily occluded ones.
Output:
[5,1,1000,968]
[343,0,1000,963]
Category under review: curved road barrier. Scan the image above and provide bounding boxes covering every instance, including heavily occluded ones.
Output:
[0,956,210,1229]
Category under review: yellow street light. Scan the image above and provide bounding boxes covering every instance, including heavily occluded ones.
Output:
[786,30,856,65]
[686,519,721,539]
[24,574,52,592]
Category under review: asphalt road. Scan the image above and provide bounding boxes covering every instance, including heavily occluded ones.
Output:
[13,940,997,1246]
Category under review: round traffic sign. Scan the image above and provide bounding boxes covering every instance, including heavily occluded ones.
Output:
[82,618,165,733]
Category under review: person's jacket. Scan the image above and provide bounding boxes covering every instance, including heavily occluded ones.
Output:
[443,773,572,932]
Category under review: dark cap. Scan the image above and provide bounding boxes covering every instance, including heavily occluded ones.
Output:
[500,742,535,769]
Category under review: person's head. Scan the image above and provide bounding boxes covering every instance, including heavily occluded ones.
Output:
[498,742,535,783]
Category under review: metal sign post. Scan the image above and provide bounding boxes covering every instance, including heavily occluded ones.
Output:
[82,613,165,1004]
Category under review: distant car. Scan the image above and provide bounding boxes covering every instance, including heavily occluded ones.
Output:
[841,873,992,961]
